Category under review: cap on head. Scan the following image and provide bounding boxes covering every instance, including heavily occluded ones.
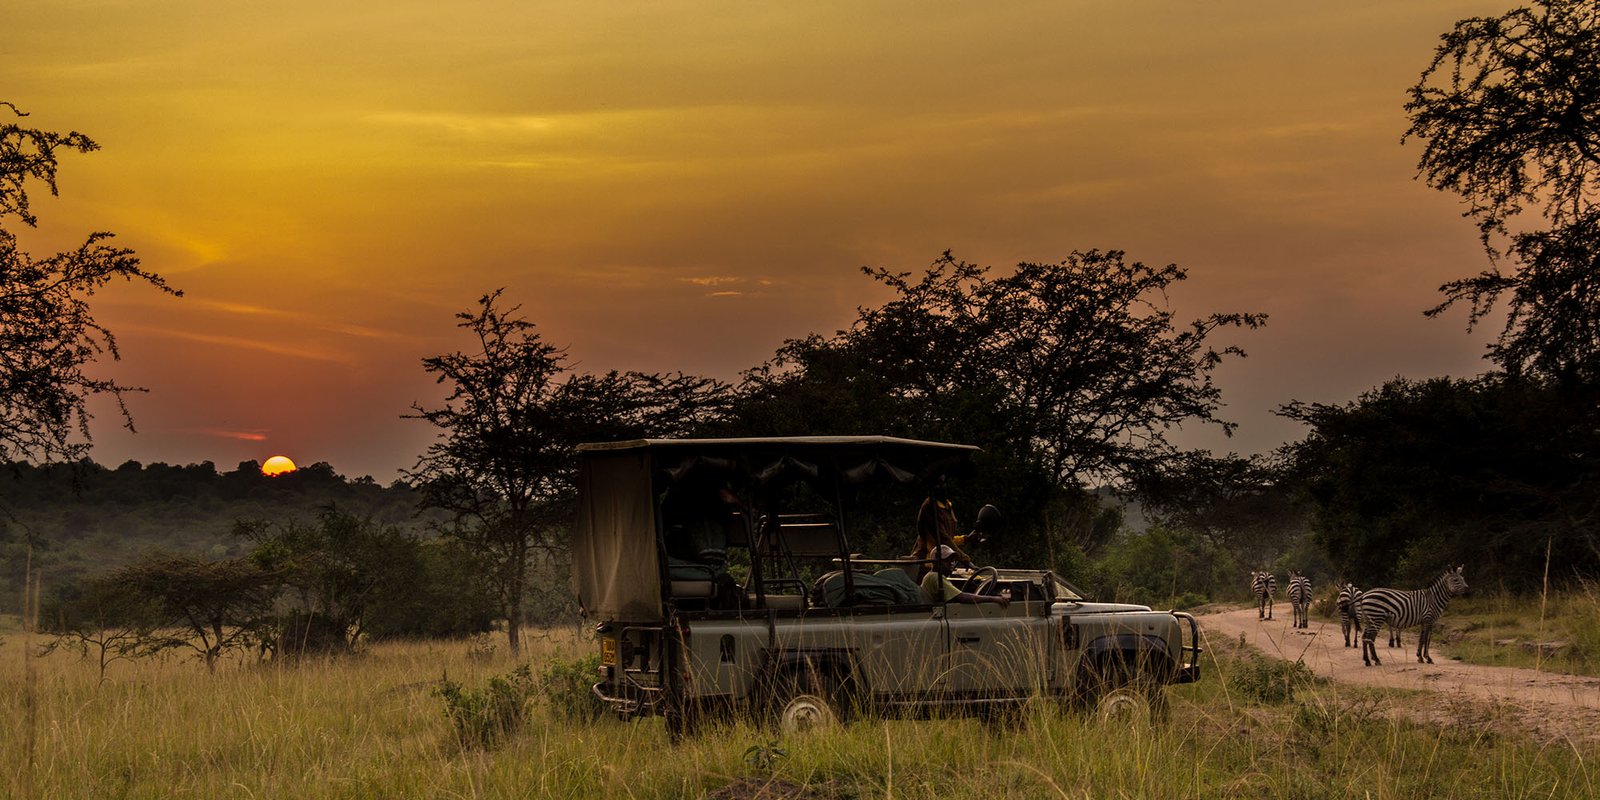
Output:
[935,545,957,560]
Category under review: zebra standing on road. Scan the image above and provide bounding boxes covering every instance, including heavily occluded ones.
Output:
[1357,565,1469,666]
[1250,570,1277,620]
[1337,583,1362,647]
[1287,571,1312,629]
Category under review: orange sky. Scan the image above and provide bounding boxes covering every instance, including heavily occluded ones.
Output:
[4,1,1505,480]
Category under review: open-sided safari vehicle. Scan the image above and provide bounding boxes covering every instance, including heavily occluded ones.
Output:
[572,436,1201,737]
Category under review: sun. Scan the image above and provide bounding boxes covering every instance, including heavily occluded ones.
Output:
[261,455,297,477]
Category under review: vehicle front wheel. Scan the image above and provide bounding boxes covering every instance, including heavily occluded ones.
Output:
[1092,683,1167,727]
[772,671,841,735]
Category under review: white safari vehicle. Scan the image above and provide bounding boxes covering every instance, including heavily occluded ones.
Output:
[572,436,1201,736]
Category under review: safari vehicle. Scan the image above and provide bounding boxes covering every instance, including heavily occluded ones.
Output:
[573,436,1201,736]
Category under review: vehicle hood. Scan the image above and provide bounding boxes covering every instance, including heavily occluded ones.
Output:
[1051,601,1156,614]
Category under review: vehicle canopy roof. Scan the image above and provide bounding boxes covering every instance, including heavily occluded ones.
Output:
[571,436,980,620]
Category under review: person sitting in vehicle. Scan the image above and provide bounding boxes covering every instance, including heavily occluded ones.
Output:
[920,545,1010,608]
[910,479,973,567]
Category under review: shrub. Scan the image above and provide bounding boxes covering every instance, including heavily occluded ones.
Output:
[538,654,605,723]
[435,664,536,748]
[1228,656,1314,704]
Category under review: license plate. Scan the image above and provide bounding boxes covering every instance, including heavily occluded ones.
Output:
[600,638,618,666]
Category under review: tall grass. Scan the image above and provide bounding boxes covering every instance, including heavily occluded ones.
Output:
[2,621,1596,799]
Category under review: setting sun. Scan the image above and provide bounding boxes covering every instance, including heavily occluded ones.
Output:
[261,455,297,477]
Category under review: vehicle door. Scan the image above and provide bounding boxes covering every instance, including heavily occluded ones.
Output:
[944,581,1052,696]
[854,607,950,700]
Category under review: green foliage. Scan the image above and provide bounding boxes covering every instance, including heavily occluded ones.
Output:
[0,459,443,615]
[1088,524,1238,607]
[1228,656,1315,704]
[435,664,537,749]
[741,738,788,773]
[536,654,604,723]
[1280,375,1600,589]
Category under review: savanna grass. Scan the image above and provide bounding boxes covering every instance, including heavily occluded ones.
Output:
[3,621,1597,799]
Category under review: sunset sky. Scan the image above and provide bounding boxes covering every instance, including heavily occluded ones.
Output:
[4,0,1507,481]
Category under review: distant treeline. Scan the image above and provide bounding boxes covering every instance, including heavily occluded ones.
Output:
[0,459,435,615]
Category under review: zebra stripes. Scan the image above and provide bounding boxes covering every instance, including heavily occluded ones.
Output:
[1357,566,1468,666]
[1250,570,1276,620]
[1287,572,1312,629]
[1337,583,1361,647]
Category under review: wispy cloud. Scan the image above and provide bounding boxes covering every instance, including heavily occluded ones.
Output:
[185,428,269,442]
[680,276,741,287]
[178,298,407,341]
[122,325,358,365]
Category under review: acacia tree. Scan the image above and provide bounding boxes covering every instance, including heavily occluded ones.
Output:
[408,290,728,653]
[732,251,1264,567]
[1405,0,1600,382]
[100,556,279,671]
[39,577,162,681]
[741,251,1264,485]
[0,102,180,463]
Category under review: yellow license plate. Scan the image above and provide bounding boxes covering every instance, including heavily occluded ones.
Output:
[600,638,618,666]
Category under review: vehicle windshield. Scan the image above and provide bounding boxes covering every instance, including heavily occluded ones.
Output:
[1051,574,1084,601]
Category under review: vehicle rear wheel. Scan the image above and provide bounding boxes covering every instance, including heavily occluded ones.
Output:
[772,669,841,735]
[664,704,701,743]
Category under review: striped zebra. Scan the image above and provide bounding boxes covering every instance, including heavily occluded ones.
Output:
[1337,583,1361,647]
[1250,570,1276,620]
[1287,571,1312,629]
[1357,565,1469,666]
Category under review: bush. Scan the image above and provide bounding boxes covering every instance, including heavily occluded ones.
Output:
[539,654,605,722]
[436,664,536,748]
[1228,656,1314,704]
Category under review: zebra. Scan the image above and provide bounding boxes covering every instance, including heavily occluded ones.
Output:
[1250,570,1276,620]
[1337,583,1362,647]
[1287,571,1312,629]
[1357,565,1469,666]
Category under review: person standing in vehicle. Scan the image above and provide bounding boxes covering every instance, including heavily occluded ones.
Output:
[910,478,973,566]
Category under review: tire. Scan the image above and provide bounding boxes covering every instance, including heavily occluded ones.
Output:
[664,704,700,743]
[1093,683,1167,727]
[771,668,841,735]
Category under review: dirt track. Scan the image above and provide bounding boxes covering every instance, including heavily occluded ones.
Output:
[1198,605,1600,743]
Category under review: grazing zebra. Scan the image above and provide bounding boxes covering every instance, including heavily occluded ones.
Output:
[1357,565,1469,666]
[1337,583,1362,647]
[1287,571,1312,629]
[1250,570,1276,620]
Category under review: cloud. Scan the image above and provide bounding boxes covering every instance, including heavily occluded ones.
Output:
[170,298,409,341]
[122,325,359,365]
[185,428,269,442]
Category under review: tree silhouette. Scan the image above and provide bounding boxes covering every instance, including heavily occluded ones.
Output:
[1406,1,1600,382]
[0,102,180,463]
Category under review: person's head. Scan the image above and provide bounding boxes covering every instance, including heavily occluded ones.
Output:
[933,544,957,575]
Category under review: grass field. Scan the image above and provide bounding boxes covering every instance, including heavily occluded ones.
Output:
[3,615,1597,799]
[1430,587,1600,677]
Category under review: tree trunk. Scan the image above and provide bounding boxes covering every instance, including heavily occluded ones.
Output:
[506,539,529,655]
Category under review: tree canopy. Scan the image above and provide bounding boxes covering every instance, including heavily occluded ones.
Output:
[1406,0,1600,382]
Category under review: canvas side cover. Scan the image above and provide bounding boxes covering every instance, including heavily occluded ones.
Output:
[571,449,664,621]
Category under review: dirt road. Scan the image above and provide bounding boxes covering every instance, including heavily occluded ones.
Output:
[1198,605,1600,742]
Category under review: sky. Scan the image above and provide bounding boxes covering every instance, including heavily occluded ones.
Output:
[3,0,1508,481]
